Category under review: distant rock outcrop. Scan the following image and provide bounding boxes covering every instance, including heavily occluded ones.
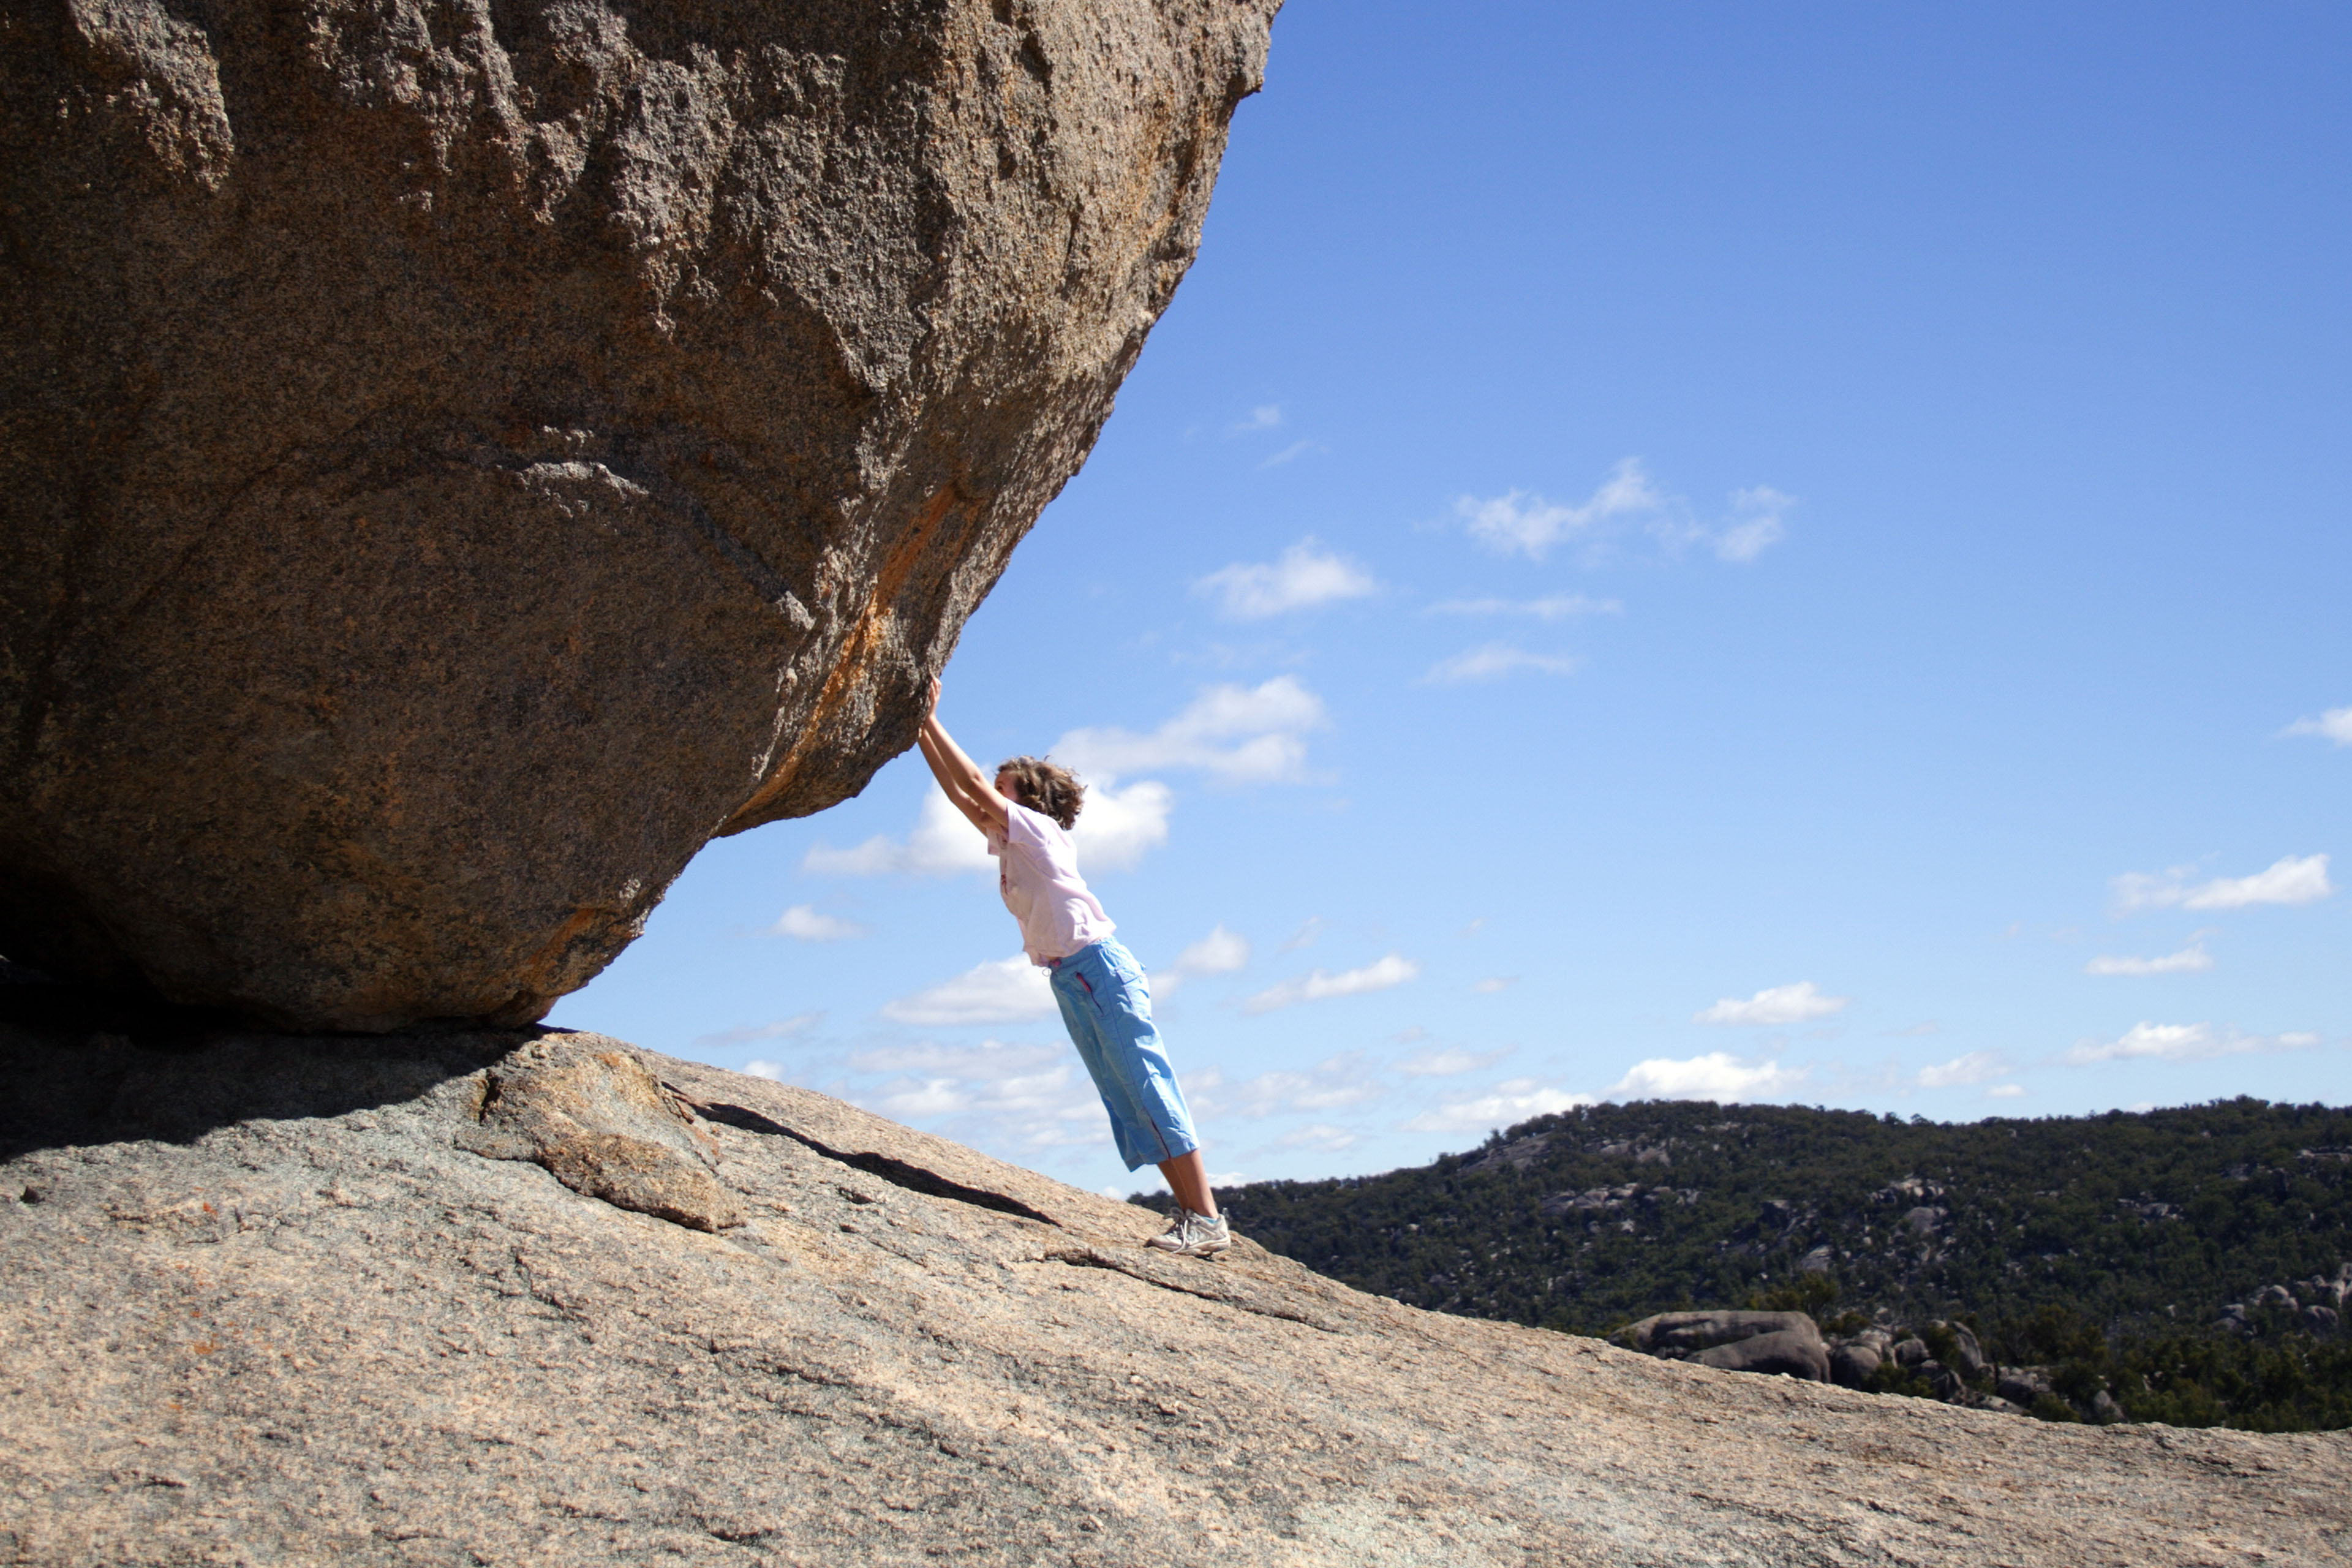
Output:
[0,0,1276,1031]
[6,996,2350,1564]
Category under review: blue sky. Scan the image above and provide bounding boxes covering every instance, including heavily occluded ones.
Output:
[553,2,2352,1197]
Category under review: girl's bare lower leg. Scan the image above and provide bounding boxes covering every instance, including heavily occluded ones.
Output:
[1158,1148,1219,1219]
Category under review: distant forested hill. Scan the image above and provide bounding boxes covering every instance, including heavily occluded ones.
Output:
[1142,1098,2352,1429]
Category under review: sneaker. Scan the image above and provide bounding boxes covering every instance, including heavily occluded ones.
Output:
[1145,1205,1232,1257]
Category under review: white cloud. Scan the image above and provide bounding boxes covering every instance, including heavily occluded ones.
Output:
[2064,1022,2322,1066]
[1276,1125,1359,1153]
[1241,953,1420,1016]
[1069,780,1172,871]
[1194,540,1376,619]
[1917,1051,2008,1088]
[744,1060,789,1082]
[1419,644,1580,685]
[1281,916,1325,951]
[2111,854,2332,913]
[771,904,868,941]
[1155,924,1251,996]
[1606,1052,1810,1102]
[1986,1083,2027,1099]
[803,788,992,878]
[1472,976,1517,994]
[1457,461,1792,564]
[845,1039,1063,1077]
[1694,981,1849,1027]
[1229,404,1283,435]
[1189,1054,1387,1120]
[1395,1045,1513,1077]
[1714,486,1793,563]
[694,1013,823,1049]
[1257,440,1316,470]
[837,1038,1110,1152]
[881,956,1055,1027]
[1054,677,1329,787]
[1427,594,1623,620]
[2281,706,2352,745]
[1457,459,1664,559]
[1402,1078,1595,1135]
[800,767,1172,884]
[1173,924,1251,976]
[2086,942,2215,976]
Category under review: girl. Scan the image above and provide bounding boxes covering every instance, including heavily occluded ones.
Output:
[916,680,1229,1257]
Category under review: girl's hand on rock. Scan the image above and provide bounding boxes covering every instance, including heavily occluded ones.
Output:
[925,676,942,716]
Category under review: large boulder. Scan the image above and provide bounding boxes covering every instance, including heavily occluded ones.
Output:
[1613,1309,1817,1356]
[1692,1327,1831,1382]
[0,0,1278,1030]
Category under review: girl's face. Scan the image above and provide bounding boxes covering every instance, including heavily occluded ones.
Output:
[993,769,1022,804]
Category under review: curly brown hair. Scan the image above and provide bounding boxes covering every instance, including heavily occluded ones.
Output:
[994,755,1085,829]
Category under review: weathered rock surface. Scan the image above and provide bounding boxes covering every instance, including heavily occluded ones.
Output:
[5,1003,2350,1565]
[0,0,1277,1031]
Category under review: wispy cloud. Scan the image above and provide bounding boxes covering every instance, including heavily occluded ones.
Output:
[1457,459,1793,564]
[1191,1053,1387,1119]
[1275,1124,1359,1152]
[803,789,993,878]
[2086,940,2215,976]
[1694,981,1849,1027]
[695,1012,823,1049]
[1242,953,1420,1016]
[2281,706,2352,745]
[1419,644,1579,685]
[1280,916,1325,951]
[1606,1052,1809,1101]
[1917,1050,2008,1088]
[1055,677,1329,786]
[1457,459,1664,559]
[1395,1044,1513,1077]
[1714,486,1795,563]
[1402,1078,1594,1134]
[1427,594,1622,620]
[2111,854,2332,913]
[1194,539,1375,618]
[1472,976,1517,994]
[881,956,1055,1027]
[846,1039,1063,1077]
[1229,404,1283,435]
[2064,1022,2321,1066]
[771,905,868,941]
[854,1048,1106,1149]
[1986,1084,2027,1099]
[1257,440,1317,470]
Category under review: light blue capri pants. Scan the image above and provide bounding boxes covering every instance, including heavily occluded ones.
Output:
[1047,938,1201,1172]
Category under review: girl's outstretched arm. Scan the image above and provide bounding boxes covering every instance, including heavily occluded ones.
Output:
[918,679,1009,838]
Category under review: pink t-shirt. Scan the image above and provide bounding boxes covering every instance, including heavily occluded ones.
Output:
[988,801,1116,965]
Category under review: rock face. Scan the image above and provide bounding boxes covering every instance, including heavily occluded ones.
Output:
[6,1001,2350,1565]
[0,0,1277,1031]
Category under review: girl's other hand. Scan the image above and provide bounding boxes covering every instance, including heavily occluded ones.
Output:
[925,676,941,717]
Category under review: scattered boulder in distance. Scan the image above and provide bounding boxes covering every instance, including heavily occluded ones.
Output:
[1614,1309,1819,1358]
[1830,1343,1883,1388]
[1693,1327,1831,1382]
